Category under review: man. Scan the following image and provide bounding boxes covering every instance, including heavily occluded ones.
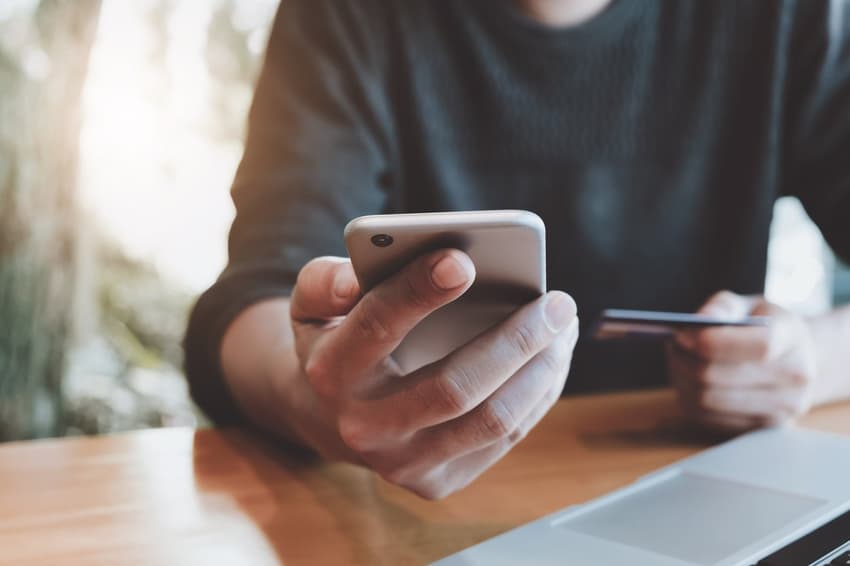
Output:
[184,0,850,499]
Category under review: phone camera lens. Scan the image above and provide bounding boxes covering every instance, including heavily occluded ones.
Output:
[371,234,394,247]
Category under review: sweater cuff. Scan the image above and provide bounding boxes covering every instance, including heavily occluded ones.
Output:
[183,268,296,426]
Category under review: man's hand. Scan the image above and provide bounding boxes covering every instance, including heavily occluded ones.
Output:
[667,291,818,433]
[230,249,578,499]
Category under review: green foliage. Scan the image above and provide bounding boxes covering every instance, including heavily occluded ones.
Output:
[0,0,273,440]
[0,0,101,440]
[0,253,66,438]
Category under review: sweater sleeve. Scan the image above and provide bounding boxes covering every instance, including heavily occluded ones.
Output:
[184,0,395,424]
[783,0,850,261]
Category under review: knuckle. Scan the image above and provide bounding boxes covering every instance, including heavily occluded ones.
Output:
[401,271,434,311]
[787,368,812,387]
[337,415,371,453]
[770,394,802,421]
[693,335,718,359]
[378,463,412,487]
[478,399,516,441]
[510,321,541,358]
[762,414,788,428]
[781,390,808,417]
[411,482,448,501]
[539,346,565,376]
[354,302,397,345]
[779,403,799,420]
[508,425,529,445]
[389,467,450,500]
[433,367,476,415]
[304,355,334,394]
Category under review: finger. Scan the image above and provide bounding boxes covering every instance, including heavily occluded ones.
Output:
[290,257,361,322]
[668,359,782,433]
[675,290,755,360]
[677,325,772,363]
[703,362,806,388]
[401,372,569,500]
[675,293,777,363]
[698,387,807,419]
[676,314,799,365]
[353,292,577,443]
[670,359,804,422]
[668,341,719,413]
[666,343,805,388]
[674,289,752,349]
[407,318,577,463]
[750,301,802,359]
[308,249,475,385]
[699,290,757,318]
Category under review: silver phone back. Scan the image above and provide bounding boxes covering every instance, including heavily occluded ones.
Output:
[345,210,546,374]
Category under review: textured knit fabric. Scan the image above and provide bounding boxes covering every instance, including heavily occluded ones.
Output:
[184,0,850,424]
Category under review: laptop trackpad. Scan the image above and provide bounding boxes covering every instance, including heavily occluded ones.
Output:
[557,472,825,565]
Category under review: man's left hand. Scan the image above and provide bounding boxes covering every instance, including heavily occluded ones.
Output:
[667,291,819,433]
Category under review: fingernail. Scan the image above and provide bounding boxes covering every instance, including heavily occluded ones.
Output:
[431,254,471,291]
[333,269,356,299]
[543,292,575,333]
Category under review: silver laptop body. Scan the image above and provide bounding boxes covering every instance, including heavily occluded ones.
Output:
[435,427,850,566]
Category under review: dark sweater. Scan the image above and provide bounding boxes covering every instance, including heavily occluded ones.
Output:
[185,0,850,424]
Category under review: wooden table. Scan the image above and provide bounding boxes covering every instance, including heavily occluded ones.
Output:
[1,390,849,566]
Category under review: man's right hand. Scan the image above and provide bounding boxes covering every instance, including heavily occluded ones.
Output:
[225,249,578,499]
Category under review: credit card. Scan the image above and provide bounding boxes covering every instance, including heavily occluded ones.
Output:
[592,309,770,341]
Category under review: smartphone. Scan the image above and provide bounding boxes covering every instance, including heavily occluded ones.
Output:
[344,210,546,374]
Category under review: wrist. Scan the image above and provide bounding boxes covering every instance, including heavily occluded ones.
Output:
[258,341,311,444]
[220,299,310,444]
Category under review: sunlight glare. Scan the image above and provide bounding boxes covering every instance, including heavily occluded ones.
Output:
[78,0,255,293]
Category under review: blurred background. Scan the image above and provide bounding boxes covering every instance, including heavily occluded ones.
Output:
[0,0,847,441]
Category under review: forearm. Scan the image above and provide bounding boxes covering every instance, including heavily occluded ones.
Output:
[809,303,850,406]
[220,298,306,444]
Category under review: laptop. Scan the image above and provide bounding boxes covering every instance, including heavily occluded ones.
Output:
[434,427,850,566]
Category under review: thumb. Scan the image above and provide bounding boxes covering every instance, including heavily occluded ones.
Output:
[698,290,757,318]
[748,298,780,317]
[290,256,361,322]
